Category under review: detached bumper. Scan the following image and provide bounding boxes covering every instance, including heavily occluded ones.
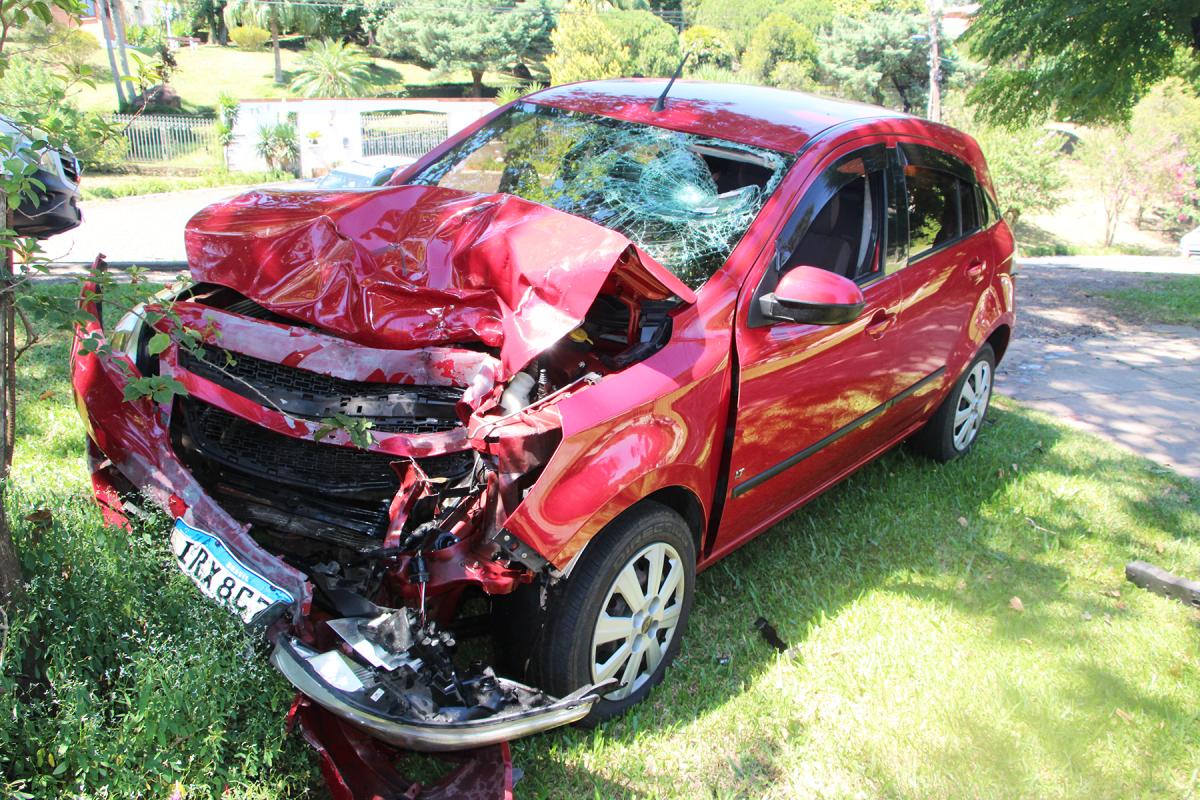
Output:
[272,636,600,752]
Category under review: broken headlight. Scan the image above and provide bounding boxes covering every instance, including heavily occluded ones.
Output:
[108,285,190,375]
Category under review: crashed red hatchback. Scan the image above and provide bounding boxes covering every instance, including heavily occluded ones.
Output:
[72,80,1015,750]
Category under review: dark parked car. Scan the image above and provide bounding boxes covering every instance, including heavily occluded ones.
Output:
[71,80,1015,755]
[2,116,83,237]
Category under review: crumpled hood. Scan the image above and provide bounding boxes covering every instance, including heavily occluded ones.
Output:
[184,184,696,378]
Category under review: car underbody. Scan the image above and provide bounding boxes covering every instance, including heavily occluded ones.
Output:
[71,184,698,791]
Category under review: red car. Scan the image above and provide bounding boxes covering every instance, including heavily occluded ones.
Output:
[71,80,1015,752]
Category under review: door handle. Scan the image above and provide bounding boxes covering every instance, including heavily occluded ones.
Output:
[965,259,987,282]
[865,309,895,339]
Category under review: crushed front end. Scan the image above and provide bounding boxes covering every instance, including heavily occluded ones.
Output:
[70,184,693,755]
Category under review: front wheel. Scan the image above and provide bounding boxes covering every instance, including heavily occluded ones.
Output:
[911,344,995,462]
[525,502,696,725]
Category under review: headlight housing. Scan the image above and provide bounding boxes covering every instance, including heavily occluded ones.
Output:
[109,284,193,375]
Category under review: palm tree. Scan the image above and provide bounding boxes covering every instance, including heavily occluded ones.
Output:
[225,0,323,84]
[290,39,374,98]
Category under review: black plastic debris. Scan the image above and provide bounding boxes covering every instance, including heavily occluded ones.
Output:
[753,617,788,652]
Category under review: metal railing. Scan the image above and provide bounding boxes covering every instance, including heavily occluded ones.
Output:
[109,113,221,164]
[361,112,448,158]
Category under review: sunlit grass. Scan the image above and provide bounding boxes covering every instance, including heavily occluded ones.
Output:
[1100,275,1200,326]
[8,282,1199,797]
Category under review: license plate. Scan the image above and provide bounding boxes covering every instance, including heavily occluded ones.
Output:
[170,519,293,624]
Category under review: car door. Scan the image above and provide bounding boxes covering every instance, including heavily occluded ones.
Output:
[716,142,910,544]
[886,142,997,427]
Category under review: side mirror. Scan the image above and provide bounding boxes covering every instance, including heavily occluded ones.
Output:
[758,266,865,326]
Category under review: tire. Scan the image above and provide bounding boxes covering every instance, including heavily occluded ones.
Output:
[516,502,696,726]
[911,343,996,462]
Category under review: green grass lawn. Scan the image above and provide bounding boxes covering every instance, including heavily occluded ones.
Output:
[1100,275,1200,327]
[4,283,1199,798]
[73,44,511,114]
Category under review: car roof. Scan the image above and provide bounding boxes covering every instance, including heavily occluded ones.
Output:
[526,79,912,154]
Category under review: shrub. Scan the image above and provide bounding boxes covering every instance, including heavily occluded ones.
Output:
[215,91,240,147]
[770,60,815,91]
[686,63,744,84]
[601,10,680,78]
[289,39,374,98]
[0,491,315,798]
[742,12,818,84]
[229,25,270,49]
[548,3,679,83]
[493,81,546,106]
[256,121,299,173]
[0,57,126,171]
[681,25,735,70]
[126,23,165,49]
[59,26,100,70]
[547,5,629,84]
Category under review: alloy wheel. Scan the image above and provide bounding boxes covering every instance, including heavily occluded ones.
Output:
[590,541,687,700]
[952,359,992,451]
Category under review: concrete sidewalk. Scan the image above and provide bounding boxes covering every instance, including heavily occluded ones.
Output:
[996,257,1200,479]
[997,326,1200,478]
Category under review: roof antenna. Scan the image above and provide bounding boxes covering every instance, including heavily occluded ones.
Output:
[652,51,691,112]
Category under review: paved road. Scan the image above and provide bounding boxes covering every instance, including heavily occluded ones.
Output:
[996,257,1200,479]
[40,183,282,265]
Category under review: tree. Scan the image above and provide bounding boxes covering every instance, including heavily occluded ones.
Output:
[687,0,833,54]
[0,0,117,625]
[547,5,679,84]
[680,25,734,70]
[820,10,956,114]
[290,39,373,98]
[377,0,555,97]
[547,5,629,84]
[600,9,680,77]
[965,0,1200,126]
[225,0,323,84]
[742,12,818,86]
[970,124,1067,225]
[1079,129,1139,247]
[188,0,229,45]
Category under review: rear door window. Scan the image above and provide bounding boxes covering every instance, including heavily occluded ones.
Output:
[904,165,960,257]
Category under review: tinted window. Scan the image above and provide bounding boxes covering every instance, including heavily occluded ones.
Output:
[785,157,889,283]
[959,178,980,235]
[905,166,959,256]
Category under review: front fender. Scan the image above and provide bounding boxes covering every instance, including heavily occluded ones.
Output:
[501,290,736,569]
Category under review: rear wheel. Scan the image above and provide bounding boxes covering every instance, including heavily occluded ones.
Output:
[522,502,696,725]
[911,344,995,462]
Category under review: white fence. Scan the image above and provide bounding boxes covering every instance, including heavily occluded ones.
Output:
[361,112,449,158]
[109,113,221,164]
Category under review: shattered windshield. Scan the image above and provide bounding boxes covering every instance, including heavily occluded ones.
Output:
[409,103,792,289]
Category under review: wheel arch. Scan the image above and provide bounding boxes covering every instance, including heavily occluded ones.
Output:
[558,485,707,579]
[986,323,1011,364]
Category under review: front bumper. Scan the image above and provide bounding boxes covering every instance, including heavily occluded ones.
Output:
[273,636,599,752]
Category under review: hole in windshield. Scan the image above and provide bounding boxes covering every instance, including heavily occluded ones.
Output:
[408,103,791,289]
